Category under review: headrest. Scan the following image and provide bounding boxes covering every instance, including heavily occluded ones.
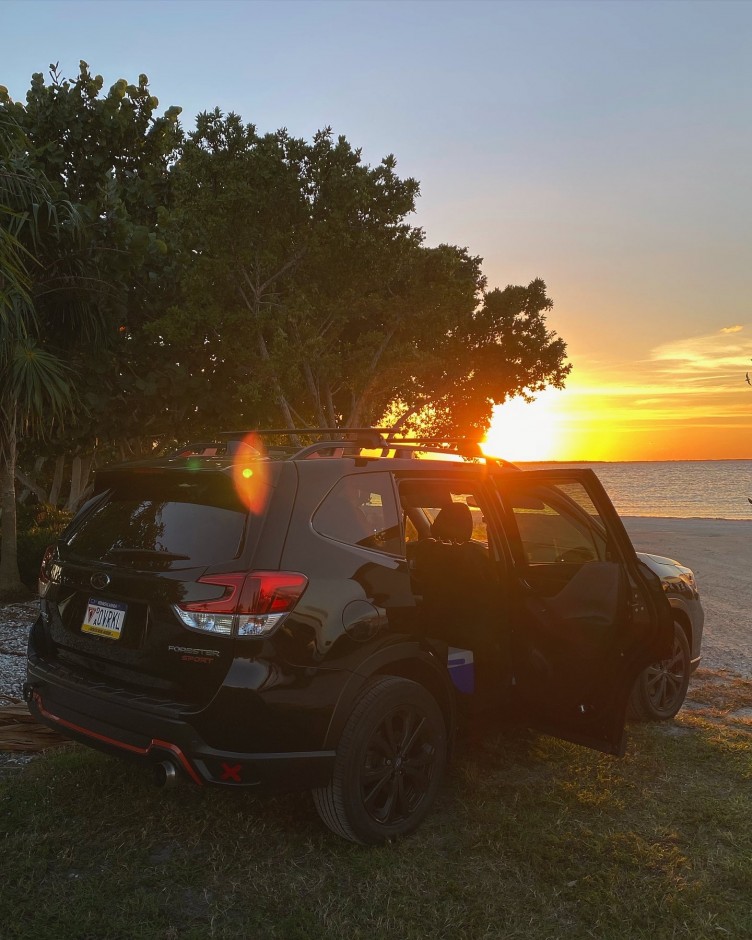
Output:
[430,502,473,543]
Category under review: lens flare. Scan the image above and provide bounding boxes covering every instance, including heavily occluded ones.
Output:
[232,434,269,514]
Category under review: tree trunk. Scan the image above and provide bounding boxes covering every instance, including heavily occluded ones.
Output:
[48,454,65,507]
[292,318,327,428]
[64,453,95,512]
[346,327,397,428]
[15,459,47,505]
[253,329,298,434]
[303,361,327,428]
[78,451,96,506]
[324,383,338,427]
[238,268,301,443]
[0,419,27,598]
[65,455,81,511]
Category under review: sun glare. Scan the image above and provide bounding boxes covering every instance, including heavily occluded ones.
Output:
[232,433,270,513]
[482,391,563,463]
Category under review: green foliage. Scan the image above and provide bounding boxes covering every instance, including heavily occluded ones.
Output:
[14,62,181,227]
[400,277,572,436]
[0,107,80,593]
[158,111,570,437]
[1,89,107,449]
[1,62,184,455]
[0,111,40,311]
[8,340,73,432]
[157,112,429,433]
[0,63,182,594]
[3,62,572,451]
[3,58,576,469]
[14,503,72,588]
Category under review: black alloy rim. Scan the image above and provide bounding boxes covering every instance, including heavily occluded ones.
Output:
[359,705,437,825]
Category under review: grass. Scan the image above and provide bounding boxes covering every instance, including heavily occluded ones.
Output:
[1,673,750,940]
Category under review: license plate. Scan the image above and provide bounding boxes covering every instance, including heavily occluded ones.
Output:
[81,598,127,639]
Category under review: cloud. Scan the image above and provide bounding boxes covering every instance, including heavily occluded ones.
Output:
[649,325,752,375]
[554,327,752,456]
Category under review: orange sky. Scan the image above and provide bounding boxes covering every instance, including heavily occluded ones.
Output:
[484,323,752,462]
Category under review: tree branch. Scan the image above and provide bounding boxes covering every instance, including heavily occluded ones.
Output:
[345,326,398,427]
[236,270,300,440]
[291,319,327,427]
[13,467,47,504]
[255,244,308,297]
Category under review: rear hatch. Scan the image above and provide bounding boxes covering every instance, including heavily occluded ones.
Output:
[41,463,277,705]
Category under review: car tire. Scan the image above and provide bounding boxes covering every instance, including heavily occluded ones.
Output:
[628,621,691,721]
[312,676,447,844]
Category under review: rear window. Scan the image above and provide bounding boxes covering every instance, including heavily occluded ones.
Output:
[65,474,250,568]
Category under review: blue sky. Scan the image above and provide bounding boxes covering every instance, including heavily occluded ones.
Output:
[4,0,752,458]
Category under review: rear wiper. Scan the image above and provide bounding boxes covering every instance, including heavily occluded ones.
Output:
[104,548,192,561]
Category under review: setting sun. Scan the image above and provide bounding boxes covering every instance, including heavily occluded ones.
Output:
[482,389,564,462]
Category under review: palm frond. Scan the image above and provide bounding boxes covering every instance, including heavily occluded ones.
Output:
[6,338,75,430]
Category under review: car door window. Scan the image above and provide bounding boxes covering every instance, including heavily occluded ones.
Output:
[507,481,607,568]
[399,483,490,546]
[313,472,402,555]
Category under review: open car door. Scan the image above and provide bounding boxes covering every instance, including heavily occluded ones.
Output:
[496,469,673,756]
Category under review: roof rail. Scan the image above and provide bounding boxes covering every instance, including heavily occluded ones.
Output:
[179,428,515,467]
[218,428,391,447]
[218,428,394,438]
[214,427,514,467]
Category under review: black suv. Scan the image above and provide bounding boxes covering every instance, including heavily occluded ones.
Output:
[27,430,676,844]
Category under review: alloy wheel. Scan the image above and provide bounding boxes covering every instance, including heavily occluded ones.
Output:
[359,705,437,826]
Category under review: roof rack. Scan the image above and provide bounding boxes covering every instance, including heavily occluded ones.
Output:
[218,427,390,445]
[209,429,515,467]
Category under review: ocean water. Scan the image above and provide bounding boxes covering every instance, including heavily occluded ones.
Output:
[523,460,752,520]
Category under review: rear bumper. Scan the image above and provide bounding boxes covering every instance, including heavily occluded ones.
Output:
[24,675,336,793]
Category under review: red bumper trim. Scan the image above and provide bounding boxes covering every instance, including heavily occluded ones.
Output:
[33,692,204,787]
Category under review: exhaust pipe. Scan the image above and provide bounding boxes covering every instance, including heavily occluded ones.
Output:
[153,760,179,789]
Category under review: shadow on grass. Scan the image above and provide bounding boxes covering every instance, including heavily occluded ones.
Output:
[1,706,750,940]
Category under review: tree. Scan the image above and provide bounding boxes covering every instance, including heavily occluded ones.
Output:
[0,63,182,594]
[388,277,571,436]
[1,73,572,597]
[0,111,86,595]
[0,111,35,312]
[2,63,184,484]
[159,111,570,438]
[158,112,423,434]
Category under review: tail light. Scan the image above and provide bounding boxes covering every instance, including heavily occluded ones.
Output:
[38,545,60,597]
[174,571,308,637]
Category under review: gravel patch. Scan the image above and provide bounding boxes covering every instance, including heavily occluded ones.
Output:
[0,601,40,773]
[0,601,37,701]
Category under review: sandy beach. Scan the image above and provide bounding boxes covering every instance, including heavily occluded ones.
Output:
[623,516,752,679]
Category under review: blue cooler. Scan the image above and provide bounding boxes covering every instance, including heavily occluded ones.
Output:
[448,647,475,695]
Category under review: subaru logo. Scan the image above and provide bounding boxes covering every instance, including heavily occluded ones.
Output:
[90,572,111,590]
